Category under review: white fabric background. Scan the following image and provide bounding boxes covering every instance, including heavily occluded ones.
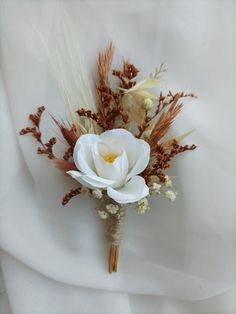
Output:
[0,0,236,313]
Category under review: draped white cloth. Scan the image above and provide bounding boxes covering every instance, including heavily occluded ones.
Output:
[0,1,236,313]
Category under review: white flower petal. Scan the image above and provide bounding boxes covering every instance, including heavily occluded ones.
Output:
[100,129,139,168]
[67,170,83,179]
[92,143,128,184]
[81,175,115,189]
[73,134,100,175]
[93,141,122,158]
[107,175,149,204]
[127,139,150,180]
[67,171,115,189]
[67,170,84,184]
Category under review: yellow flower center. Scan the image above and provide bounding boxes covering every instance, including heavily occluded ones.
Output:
[103,153,117,163]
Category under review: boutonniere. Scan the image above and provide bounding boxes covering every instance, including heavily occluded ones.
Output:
[20,43,197,273]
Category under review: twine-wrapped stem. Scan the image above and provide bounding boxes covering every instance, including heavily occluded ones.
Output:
[106,206,125,273]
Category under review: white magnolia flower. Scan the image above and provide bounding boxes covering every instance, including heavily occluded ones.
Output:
[67,129,150,204]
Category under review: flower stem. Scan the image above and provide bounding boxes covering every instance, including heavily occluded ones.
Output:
[108,244,119,273]
[106,206,125,273]
[114,245,119,272]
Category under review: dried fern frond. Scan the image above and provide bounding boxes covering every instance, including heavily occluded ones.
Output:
[149,102,183,154]
[98,42,114,86]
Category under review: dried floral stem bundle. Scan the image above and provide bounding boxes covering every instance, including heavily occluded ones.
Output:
[106,207,125,273]
[20,43,197,273]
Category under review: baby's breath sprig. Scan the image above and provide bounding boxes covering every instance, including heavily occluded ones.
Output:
[136,198,150,214]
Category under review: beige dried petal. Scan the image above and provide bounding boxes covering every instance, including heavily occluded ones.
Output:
[122,94,146,125]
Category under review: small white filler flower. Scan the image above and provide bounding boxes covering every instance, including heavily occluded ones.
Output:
[149,182,162,194]
[164,175,173,188]
[164,190,177,202]
[136,197,150,214]
[92,189,103,199]
[98,210,109,220]
[106,204,120,214]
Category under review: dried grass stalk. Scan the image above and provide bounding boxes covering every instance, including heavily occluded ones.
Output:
[98,42,114,86]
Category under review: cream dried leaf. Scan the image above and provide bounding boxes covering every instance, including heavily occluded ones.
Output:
[123,78,159,93]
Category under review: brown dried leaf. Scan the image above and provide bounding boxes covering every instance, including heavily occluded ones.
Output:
[53,159,77,172]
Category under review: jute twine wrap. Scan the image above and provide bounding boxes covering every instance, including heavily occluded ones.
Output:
[106,207,125,246]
